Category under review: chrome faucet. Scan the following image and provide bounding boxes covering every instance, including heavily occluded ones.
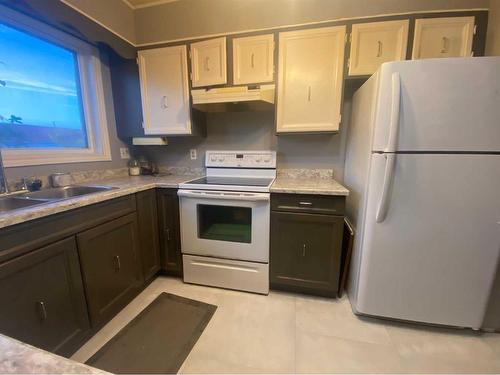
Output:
[0,149,8,194]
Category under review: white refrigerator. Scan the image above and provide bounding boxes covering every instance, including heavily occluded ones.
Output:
[344,57,500,329]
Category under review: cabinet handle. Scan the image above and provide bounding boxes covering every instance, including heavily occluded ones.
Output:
[37,301,47,321]
[302,244,307,257]
[166,228,171,241]
[298,201,313,206]
[441,37,448,53]
[162,95,168,109]
[307,86,311,102]
[204,56,210,71]
[377,41,383,57]
[251,53,255,68]
[114,255,121,271]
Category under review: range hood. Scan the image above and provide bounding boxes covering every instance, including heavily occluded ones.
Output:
[191,84,275,112]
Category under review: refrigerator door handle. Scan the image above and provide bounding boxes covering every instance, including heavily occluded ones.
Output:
[385,72,401,153]
[376,153,396,223]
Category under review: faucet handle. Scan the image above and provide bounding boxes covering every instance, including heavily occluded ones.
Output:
[22,177,43,192]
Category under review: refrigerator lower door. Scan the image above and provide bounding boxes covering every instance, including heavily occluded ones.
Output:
[354,153,500,328]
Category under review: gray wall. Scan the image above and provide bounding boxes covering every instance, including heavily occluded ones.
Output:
[138,99,352,179]
[63,0,136,44]
[134,0,488,45]
[4,53,130,183]
[486,0,500,55]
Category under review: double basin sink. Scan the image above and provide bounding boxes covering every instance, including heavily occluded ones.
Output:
[0,185,116,213]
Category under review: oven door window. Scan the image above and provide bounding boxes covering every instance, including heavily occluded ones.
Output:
[197,204,252,243]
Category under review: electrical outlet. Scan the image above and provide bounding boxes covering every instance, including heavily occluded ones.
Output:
[190,149,197,160]
[120,147,130,159]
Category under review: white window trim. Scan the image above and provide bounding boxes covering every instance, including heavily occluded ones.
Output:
[0,6,111,167]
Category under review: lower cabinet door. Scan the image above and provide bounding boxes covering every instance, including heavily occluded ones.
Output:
[77,214,142,327]
[157,189,182,276]
[137,189,161,282]
[0,237,90,357]
[270,211,343,296]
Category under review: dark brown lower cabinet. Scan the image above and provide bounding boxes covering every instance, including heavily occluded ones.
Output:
[270,203,344,297]
[157,189,182,276]
[77,213,142,328]
[136,189,161,282]
[0,237,90,357]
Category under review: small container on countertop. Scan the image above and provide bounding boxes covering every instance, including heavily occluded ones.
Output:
[128,159,141,176]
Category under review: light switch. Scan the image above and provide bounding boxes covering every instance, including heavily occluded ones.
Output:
[190,149,197,160]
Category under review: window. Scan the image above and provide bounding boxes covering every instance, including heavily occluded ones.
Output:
[0,8,111,166]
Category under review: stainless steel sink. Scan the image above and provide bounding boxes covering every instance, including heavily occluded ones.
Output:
[0,185,117,214]
[22,185,116,200]
[0,197,46,213]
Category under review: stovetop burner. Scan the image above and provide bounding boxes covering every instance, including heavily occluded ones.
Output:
[186,176,274,187]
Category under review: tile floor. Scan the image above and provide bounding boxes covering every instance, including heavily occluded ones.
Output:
[71,276,500,373]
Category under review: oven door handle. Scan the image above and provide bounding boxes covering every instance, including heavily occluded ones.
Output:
[178,189,270,202]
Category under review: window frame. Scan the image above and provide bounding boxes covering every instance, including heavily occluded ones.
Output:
[0,7,111,167]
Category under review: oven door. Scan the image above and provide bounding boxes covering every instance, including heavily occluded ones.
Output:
[178,189,270,262]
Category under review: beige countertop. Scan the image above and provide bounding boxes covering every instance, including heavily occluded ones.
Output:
[0,334,107,374]
[270,176,349,196]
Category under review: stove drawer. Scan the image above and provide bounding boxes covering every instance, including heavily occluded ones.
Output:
[271,194,345,216]
[183,255,269,294]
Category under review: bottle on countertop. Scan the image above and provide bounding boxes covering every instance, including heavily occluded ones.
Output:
[128,159,141,176]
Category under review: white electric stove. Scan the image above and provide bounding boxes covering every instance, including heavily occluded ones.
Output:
[178,150,276,294]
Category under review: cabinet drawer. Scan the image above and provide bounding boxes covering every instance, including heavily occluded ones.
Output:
[271,193,345,215]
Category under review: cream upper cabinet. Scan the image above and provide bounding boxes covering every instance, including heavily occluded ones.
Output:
[349,20,409,76]
[412,16,475,59]
[277,26,346,133]
[190,37,227,87]
[233,34,274,85]
[138,45,192,135]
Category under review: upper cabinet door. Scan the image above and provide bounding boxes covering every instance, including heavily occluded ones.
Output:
[190,37,227,87]
[412,16,475,59]
[233,34,274,85]
[349,20,409,76]
[277,26,346,133]
[138,46,192,135]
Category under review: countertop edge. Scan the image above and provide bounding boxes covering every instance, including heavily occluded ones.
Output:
[0,334,108,374]
[0,176,349,230]
[269,187,349,196]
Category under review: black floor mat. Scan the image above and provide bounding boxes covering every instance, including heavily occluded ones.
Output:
[86,292,217,374]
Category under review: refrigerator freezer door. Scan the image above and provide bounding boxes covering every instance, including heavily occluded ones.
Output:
[355,153,500,328]
[372,57,500,153]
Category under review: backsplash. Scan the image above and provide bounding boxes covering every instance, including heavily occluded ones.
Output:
[6,167,129,191]
[157,166,205,177]
[276,169,334,179]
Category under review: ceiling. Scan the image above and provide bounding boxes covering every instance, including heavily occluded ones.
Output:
[123,0,180,9]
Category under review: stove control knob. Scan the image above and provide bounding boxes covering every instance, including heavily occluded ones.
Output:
[264,157,271,163]
[218,156,225,162]
[255,157,262,163]
[210,155,217,162]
